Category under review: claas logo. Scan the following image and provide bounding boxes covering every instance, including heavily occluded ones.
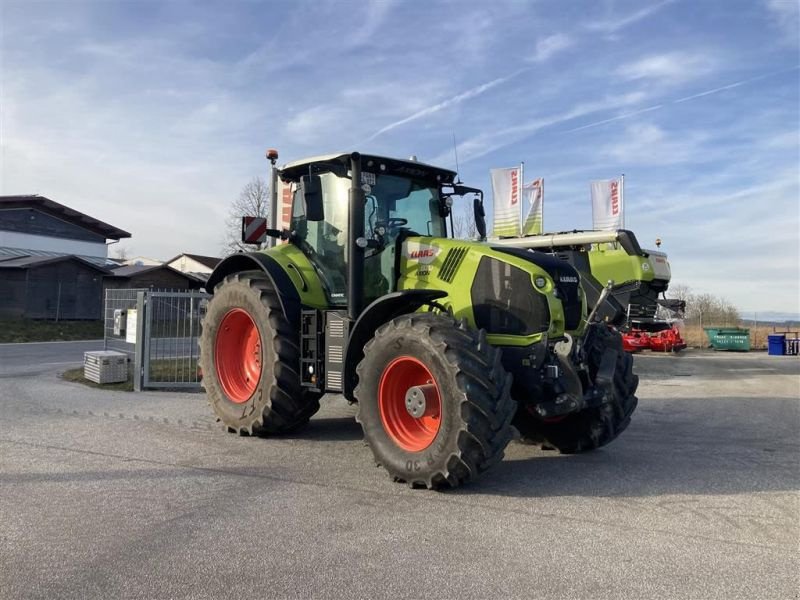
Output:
[405,244,438,265]
[510,170,519,205]
[410,249,436,259]
[610,181,620,216]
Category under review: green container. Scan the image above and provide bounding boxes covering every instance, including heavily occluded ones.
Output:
[704,327,750,351]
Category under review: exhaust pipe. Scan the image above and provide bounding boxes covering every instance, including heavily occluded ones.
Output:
[266,148,279,248]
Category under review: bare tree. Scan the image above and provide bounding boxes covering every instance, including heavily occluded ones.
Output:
[669,283,740,327]
[667,283,691,304]
[222,177,270,256]
[113,245,129,262]
[451,208,477,240]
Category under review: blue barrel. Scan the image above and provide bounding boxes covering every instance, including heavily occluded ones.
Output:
[768,334,786,356]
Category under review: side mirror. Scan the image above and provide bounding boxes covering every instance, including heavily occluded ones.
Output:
[473,197,487,240]
[300,175,324,221]
[438,195,453,218]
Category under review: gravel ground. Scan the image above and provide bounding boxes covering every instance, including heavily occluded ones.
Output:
[0,348,797,599]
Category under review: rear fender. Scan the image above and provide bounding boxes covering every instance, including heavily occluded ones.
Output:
[205,252,301,328]
[343,289,447,400]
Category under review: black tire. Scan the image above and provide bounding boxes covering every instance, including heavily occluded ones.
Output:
[354,313,516,490]
[516,325,638,453]
[199,270,321,435]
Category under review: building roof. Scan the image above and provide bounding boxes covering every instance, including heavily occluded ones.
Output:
[183,271,210,282]
[0,195,131,240]
[110,264,157,277]
[0,254,111,273]
[165,253,222,269]
[108,263,199,281]
[0,246,114,267]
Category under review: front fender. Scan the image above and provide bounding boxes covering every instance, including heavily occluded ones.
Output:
[205,252,301,328]
[343,289,447,400]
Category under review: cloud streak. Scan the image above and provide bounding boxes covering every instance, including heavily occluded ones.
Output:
[366,68,529,141]
[585,0,675,34]
[565,66,800,134]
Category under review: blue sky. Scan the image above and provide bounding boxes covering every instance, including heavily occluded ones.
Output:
[1,0,798,315]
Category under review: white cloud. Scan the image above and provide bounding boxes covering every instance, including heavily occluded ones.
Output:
[284,105,353,146]
[350,0,399,46]
[635,171,800,312]
[616,51,716,85]
[601,122,708,165]
[529,33,573,63]
[764,0,800,41]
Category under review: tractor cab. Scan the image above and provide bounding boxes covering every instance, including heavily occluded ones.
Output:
[278,153,458,307]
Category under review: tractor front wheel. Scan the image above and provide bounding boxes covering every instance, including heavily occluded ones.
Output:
[516,324,638,453]
[199,270,321,435]
[354,313,516,489]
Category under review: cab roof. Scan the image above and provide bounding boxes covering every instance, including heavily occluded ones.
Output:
[279,152,457,185]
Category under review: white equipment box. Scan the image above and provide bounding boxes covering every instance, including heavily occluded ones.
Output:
[84,351,128,384]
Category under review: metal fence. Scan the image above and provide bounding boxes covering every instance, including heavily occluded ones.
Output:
[104,288,143,358]
[104,288,209,391]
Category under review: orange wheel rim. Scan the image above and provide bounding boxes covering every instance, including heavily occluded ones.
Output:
[378,356,442,452]
[214,308,261,403]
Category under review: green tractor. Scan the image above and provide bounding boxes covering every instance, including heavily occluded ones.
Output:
[199,152,638,489]
[490,230,686,351]
[492,230,679,320]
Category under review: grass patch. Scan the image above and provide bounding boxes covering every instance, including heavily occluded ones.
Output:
[61,367,134,392]
[150,358,200,382]
[0,319,103,343]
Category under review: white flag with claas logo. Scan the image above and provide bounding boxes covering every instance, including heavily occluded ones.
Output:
[521,178,543,236]
[491,166,522,238]
[590,176,624,231]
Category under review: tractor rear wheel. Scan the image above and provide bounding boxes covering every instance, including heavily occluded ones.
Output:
[516,324,638,453]
[354,313,515,489]
[199,270,321,435]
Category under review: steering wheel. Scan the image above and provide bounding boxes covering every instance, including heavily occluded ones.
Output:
[387,217,408,228]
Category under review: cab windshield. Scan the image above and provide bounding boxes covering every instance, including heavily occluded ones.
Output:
[290,169,444,304]
[364,174,444,239]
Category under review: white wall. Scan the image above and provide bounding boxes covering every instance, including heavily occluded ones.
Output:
[167,256,213,274]
[0,230,108,258]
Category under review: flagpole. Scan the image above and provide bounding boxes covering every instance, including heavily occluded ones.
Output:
[541,178,545,233]
[620,173,625,229]
[519,162,524,237]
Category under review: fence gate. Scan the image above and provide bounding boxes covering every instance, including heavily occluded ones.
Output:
[104,289,210,391]
[142,290,209,389]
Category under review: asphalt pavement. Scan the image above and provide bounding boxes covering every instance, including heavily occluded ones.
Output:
[0,339,104,374]
[0,346,798,599]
